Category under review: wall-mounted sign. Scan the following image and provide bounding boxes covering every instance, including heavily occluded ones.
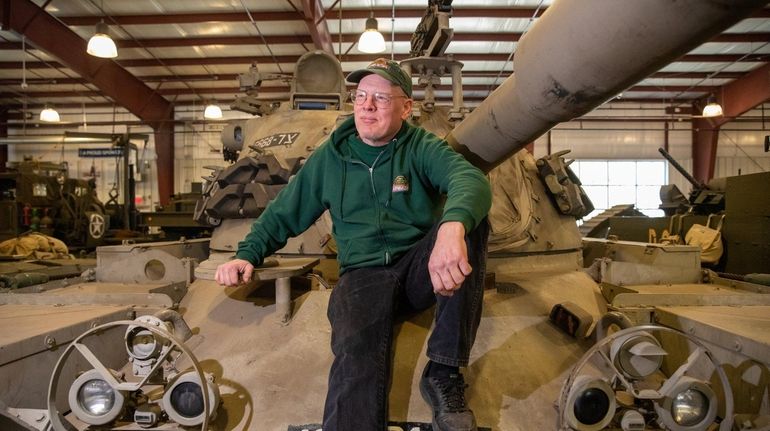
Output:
[78,148,123,158]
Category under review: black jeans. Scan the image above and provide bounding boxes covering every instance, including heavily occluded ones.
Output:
[322,219,489,430]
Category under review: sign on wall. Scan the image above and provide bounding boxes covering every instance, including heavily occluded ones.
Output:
[78,148,123,158]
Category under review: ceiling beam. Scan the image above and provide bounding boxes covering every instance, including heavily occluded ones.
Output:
[4,97,716,112]
[0,71,745,87]
[301,0,334,54]
[56,8,545,26]
[49,7,770,26]
[2,84,721,100]
[3,32,768,51]
[0,0,172,128]
[711,61,770,127]
[1,53,765,70]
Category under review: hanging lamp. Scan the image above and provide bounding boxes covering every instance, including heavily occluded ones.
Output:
[87,21,118,58]
[701,95,723,118]
[358,13,386,53]
[204,101,223,119]
[40,104,61,122]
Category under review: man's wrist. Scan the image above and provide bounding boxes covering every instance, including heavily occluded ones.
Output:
[439,220,466,235]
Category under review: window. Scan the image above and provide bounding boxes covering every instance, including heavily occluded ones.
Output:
[571,160,668,219]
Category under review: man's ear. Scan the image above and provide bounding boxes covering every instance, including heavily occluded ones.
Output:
[400,99,414,120]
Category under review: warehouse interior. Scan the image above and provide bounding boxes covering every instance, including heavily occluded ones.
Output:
[1,1,769,431]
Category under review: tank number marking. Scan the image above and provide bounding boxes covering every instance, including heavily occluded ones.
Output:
[253,132,301,149]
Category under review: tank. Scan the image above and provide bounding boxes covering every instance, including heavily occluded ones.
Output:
[1,1,769,431]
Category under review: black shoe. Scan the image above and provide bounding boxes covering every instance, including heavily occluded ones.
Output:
[419,365,477,431]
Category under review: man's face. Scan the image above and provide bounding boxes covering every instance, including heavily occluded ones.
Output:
[353,74,413,147]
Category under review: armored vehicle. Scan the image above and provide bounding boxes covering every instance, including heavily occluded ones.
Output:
[584,148,770,275]
[0,159,107,250]
[1,1,769,431]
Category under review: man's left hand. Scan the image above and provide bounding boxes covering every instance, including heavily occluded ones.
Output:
[428,221,471,297]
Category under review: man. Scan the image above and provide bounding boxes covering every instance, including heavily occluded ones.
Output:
[215,58,491,431]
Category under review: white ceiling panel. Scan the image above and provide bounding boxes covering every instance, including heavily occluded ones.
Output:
[638,78,733,86]
[660,62,766,73]
[689,42,770,55]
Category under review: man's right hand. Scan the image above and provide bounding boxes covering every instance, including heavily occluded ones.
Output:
[215,258,254,286]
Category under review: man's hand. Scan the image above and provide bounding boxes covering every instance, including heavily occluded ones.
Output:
[428,221,471,297]
[215,258,254,286]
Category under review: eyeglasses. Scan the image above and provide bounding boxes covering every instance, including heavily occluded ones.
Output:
[349,89,407,108]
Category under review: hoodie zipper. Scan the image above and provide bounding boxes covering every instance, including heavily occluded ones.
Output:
[351,149,392,265]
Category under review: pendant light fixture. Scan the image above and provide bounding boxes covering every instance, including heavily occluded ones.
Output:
[87,2,117,59]
[204,101,223,119]
[358,11,386,53]
[702,95,723,118]
[87,21,118,58]
[40,104,61,122]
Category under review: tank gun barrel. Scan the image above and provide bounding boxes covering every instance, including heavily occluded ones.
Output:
[445,0,768,173]
[658,147,705,189]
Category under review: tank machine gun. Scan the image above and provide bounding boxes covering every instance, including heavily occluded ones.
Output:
[657,147,725,215]
[230,62,285,118]
[409,0,454,58]
[401,0,466,121]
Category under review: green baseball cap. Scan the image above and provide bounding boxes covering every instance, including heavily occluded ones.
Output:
[347,58,413,98]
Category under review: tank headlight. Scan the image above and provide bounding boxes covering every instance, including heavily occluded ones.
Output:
[672,389,709,426]
[126,326,163,360]
[565,375,616,431]
[67,369,126,425]
[79,379,114,415]
[162,372,220,427]
[125,316,171,361]
[610,331,667,379]
[655,377,717,431]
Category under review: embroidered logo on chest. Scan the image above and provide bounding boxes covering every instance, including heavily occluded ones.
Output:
[392,175,409,193]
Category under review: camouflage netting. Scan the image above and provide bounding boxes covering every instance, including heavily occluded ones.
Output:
[0,233,73,260]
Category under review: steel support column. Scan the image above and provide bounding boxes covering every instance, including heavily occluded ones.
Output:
[154,123,174,206]
[0,108,7,172]
[692,118,720,183]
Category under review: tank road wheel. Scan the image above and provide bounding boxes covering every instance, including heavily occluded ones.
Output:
[48,319,217,431]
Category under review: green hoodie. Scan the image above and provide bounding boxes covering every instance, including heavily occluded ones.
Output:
[236,116,491,274]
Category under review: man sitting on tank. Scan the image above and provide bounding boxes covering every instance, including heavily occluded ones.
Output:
[215,58,491,431]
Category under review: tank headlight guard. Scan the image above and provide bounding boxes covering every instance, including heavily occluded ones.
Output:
[67,369,126,426]
[49,317,210,430]
[558,324,734,431]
